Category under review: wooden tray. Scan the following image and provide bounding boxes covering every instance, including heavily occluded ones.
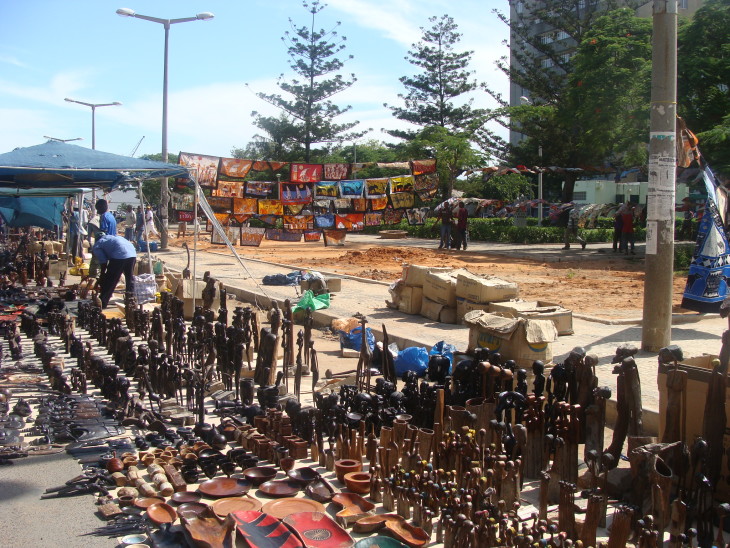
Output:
[198,477,251,498]
[261,498,325,521]
[231,510,304,548]
[283,511,354,548]
[211,495,262,518]
[258,479,301,498]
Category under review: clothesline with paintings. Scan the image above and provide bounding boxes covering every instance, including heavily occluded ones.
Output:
[173,152,438,247]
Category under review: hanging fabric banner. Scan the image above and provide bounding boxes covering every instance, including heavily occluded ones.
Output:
[213,180,245,197]
[314,214,335,228]
[414,172,439,193]
[283,215,314,230]
[258,199,284,216]
[406,207,429,225]
[336,213,364,231]
[411,159,437,175]
[303,230,322,242]
[365,212,383,226]
[351,198,367,212]
[207,196,233,213]
[240,226,266,247]
[171,193,194,211]
[281,183,313,205]
[290,163,323,183]
[365,178,388,198]
[334,198,352,211]
[219,157,253,178]
[256,215,278,225]
[390,175,415,193]
[179,152,219,188]
[233,197,258,215]
[382,207,405,224]
[369,197,388,211]
[212,225,241,245]
[390,192,415,209]
[315,181,339,199]
[324,163,350,181]
[213,213,231,225]
[231,214,251,224]
[338,180,364,198]
[681,166,730,313]
[266,228,302,242]
[245,181,278,199]
[284,204,306,215]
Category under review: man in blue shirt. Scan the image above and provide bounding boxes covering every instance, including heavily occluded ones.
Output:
[96,198,117,236]
[92,233,137,308]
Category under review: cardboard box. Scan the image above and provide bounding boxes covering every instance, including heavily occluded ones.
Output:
[657,354,730,499]
[488,300,574,335]
[398,286,423,315]
[423,271,457,307]
[421,296,445,321]
[456,271,519,303]
[439,306,457,324]
[456,298,466,325]
[174,279,220,320]
[401,264,452,287]
[464,311,557,368]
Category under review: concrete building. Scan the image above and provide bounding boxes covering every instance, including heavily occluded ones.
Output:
[571,178,691,205]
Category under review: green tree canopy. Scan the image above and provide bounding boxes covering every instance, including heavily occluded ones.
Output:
[250,1,366,162]
[386,14,484,141]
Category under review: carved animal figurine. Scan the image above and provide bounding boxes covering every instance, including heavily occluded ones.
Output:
[182,242,191,279]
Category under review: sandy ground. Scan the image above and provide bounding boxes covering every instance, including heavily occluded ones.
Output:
[169,234,687,320]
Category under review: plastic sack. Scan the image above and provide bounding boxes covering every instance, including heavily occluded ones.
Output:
[133,273,157,305]
[339,326,375,352]
[293,289,330,313]
[394,346,429,377]
[429,341,457,366]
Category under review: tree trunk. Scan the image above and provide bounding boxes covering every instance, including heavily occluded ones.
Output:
[561,172,578,202]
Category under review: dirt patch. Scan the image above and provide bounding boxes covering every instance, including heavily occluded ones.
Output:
[170,236,688,319]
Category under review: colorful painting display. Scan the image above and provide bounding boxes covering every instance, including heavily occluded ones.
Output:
[240,227,266,247]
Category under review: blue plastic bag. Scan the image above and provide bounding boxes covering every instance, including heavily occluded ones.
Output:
[394,346,429,377]
[429,341,457,366]
[339,326,375,352]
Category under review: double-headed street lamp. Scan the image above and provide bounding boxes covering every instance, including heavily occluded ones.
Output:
[44,136,83,143]
[64,98,122,150]
[116,7,214,251]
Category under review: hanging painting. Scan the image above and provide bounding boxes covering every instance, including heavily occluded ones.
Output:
[338,180,364,198]
[365,212,383,226]
[171,192,194,211]
[258,200,284,216]
[240,226,266,247]
[382,207,405,225]
[314,181,339,199]
[389,192,415,209]
[389,175,415,193]
[365,178,388,198]
[290,163,323,183]
[406,207,430,225]
[207,196,233,213]
[283,215,314,231]
[336,214,364,231]
[265,228,302,242]
[324,163,349,181]
[281,183,313,205]
[314,214,335,229]
[213,180,244,198]
[179,152,219,188]
[233,197,258,215]
[212,225,241,246]
[219,157,253,179]
[245,181,278,199]
[304,230,322,242]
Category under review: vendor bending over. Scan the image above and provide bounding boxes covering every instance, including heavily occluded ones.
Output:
[92,232,137,308]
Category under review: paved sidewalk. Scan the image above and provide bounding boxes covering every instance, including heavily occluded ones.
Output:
[152,235,724,434]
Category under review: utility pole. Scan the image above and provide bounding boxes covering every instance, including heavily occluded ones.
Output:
[642,0,677,351]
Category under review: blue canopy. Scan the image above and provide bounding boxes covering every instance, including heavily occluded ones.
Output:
[0,196,66,230]
[0,141,189,190]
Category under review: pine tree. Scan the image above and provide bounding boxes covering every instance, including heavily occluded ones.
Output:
[386,15,484,140]
[251,1,366,162]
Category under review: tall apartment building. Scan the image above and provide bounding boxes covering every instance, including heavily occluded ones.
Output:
[508,0,704,146]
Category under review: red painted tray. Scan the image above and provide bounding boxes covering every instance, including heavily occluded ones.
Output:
[231,510,304,548]
[283,511,354,548]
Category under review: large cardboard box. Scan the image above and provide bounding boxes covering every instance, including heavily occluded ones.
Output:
[657,354,730,499]
[174,279,221,320]
[423,271,457,307]
[464,311,557,368]
[421,295,445,321]
[401,264,452,287]
[439,306,457,324]
[456,271,519,303]
[398,286,423,315]
[488,300,573,335]
[456,298,490,325]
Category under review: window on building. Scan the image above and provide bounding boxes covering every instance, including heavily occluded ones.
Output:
[560,52,572,64]
[556,30,569,41]
[516,1,524,14]
[679,0,688,9]
[577,0,586,8]
[573,191,587,201]
[541,57,554,69]
[540,32,554,45]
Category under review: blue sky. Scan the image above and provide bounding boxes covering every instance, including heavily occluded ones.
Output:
[0,0,509,162]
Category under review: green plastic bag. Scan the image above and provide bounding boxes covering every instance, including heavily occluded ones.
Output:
[293,289,330,313]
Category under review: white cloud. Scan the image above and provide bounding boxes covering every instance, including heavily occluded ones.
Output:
[0,54,26,68]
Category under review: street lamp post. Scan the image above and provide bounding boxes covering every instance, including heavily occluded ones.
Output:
[64,98,122,150]
[538,145,544,225]
[116,7,214,251]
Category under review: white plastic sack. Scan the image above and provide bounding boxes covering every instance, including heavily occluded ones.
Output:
[133,273,157,304]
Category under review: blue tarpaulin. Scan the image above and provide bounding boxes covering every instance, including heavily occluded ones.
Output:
[0,141,189,190]
[0,196,65,230]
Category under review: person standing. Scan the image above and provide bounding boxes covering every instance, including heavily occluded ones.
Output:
[621,203,636,255]
[134,206,144,243]
[612,209,623,252]
[456,201,468,250]
[92,232,137,308]
[561,206,586,250]
[438,206,453,250]
[96,198,117,236]
[68,206,87,263]
[123,205,136,242]
[144,205,160,240]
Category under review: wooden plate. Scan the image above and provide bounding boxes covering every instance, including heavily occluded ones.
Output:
[283,511,353,548]
[354,536,408,548]
[198,477,252,498]
[170,491,203,504]
[211,496,262,518]
[261,498,325,521]
[232,510,304,548]
[258,480,301,498]
[146,502,177,525]
[134,496,165,509]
